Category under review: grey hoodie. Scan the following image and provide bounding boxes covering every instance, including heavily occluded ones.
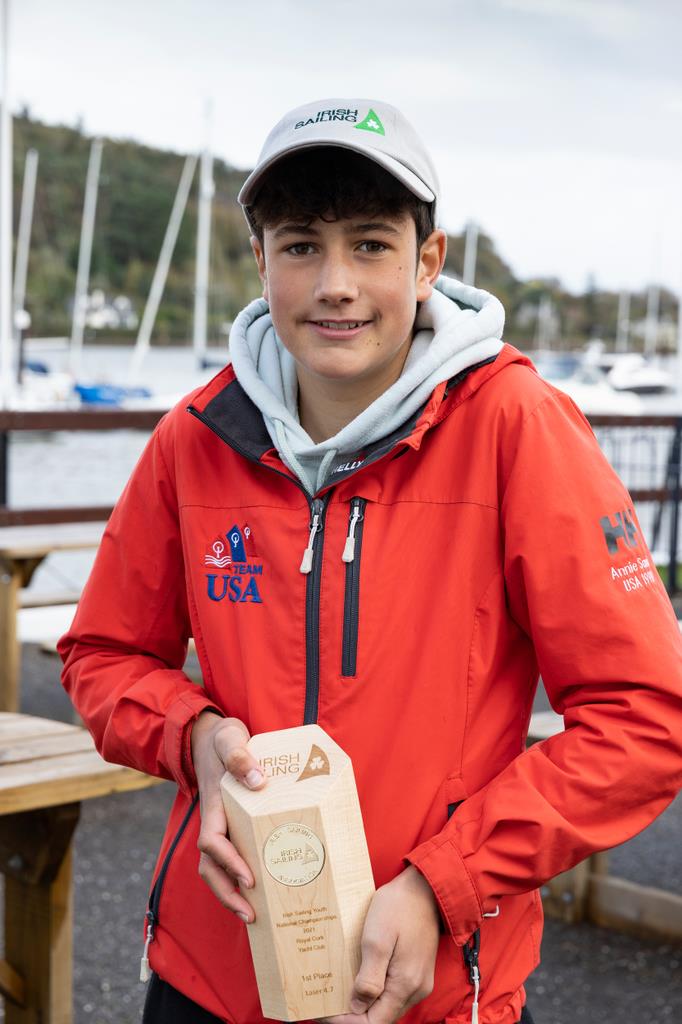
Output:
[228,274,505,495]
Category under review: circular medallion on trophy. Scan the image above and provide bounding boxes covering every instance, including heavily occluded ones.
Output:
[263,822,326,886]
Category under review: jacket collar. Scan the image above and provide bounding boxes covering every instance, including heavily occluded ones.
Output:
[186,346,529,484]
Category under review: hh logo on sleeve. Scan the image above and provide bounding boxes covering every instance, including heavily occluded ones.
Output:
[600,508,638,554]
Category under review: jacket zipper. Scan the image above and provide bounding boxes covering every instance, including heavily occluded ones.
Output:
[140,793,199,981]
[341,497,366,677]
[299,495,331,723]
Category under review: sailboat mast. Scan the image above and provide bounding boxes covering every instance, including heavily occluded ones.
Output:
[193,103,214,368]
[616,290,630,353]
[677,259,682,399]
[13,147,37,338]
[0,0,13,407]
[129,153,197,382]
[644,284,660,357]
[462,220,479,287]
[70,138,103,377]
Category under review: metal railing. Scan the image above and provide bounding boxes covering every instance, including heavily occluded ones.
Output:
[1,409,680,595]
[0,408,163,523]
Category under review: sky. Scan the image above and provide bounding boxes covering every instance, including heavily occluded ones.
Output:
[4,0,682,295]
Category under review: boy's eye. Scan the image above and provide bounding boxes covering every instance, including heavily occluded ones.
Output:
[358,240,387,253]
[285,243,315,256]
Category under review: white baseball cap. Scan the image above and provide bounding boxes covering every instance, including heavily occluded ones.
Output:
[238,98,440,225]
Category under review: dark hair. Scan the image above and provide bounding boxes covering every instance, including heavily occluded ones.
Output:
[245,148,435,251]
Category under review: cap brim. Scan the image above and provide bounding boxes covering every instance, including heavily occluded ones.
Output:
[238,139,435,208]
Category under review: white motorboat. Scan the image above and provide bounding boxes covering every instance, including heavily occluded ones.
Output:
[606,354,675,395]
[532,353,643,415]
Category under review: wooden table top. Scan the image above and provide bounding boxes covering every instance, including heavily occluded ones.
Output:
[0,522,104,559]
[0,713,163,815]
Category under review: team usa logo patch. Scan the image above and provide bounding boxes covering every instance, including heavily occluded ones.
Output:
[204,524,263,604]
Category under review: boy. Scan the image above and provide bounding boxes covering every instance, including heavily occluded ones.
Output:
[58,99,682,1024]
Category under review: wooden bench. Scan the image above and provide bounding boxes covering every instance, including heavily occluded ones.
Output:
[0,523,103,712]
[0,712,164,1024]
[18,589,82,609]
[528,710,682,941]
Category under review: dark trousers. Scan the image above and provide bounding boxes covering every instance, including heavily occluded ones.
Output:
[142,973,536,1023]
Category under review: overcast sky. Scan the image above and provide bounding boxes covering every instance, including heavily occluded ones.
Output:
[4,0,682,294]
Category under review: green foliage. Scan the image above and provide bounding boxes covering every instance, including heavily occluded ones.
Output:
[443,228,519,314]
[13,113,256,342]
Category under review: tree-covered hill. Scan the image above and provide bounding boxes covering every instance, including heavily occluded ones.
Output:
[11,113,679,350]
[13,113,259,342]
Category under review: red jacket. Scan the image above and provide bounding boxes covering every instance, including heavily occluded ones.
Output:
[59,345,682,1024]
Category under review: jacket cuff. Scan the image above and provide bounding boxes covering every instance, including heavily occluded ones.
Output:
[405,834,483,946]
[163,685,223,796]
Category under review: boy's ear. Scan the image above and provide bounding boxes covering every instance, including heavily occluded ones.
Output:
[250,236,268,301]
[416,229,447,302]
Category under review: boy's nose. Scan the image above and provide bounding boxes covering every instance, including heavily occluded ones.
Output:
[313,255,360,305]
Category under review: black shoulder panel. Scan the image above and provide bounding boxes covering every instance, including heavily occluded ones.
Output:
[201,377,272,460]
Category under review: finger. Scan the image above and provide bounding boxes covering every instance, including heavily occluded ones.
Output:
[365,968,432,1024]
[365,945,434,1023]
[317,1015,369,1024]
[350,935,395,1014]
[197,778,256,885]
[198,853,256,921]
[213,721,266,789]
[364,985,411,1024]
[197,826,256,888]
[317,1015,368,1024]
[197,791,254,887]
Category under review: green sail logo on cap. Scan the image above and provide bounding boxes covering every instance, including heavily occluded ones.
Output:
[355,108,385,135]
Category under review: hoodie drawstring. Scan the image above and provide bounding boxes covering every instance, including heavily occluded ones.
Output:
[315,448,338,492]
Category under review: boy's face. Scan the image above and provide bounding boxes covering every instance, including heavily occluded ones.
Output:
[250,213,445,395]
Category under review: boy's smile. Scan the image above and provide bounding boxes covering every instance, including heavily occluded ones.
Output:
[307,319,372,340]
[251,214,445,440]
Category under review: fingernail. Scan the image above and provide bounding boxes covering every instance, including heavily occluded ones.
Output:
[238,875,252,889]
[245,768,264,788]
[235,911,250,924]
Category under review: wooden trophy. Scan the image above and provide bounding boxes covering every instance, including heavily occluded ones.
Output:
[220,724,376,1021]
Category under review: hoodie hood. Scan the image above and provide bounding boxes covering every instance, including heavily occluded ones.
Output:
[228,274,505,494]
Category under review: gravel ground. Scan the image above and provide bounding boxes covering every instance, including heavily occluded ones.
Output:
[2,643,680,1024]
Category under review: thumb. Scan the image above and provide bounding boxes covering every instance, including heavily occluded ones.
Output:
[350,941,392,1014]
[213,718,266,790]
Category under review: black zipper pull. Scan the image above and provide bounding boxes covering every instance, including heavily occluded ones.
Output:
[462,929,481,1024]
[300,498,324,574]
[139,909,155,982]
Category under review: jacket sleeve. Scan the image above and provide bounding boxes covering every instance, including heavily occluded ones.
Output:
[57,414,222,795]
[406,388,682,944]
